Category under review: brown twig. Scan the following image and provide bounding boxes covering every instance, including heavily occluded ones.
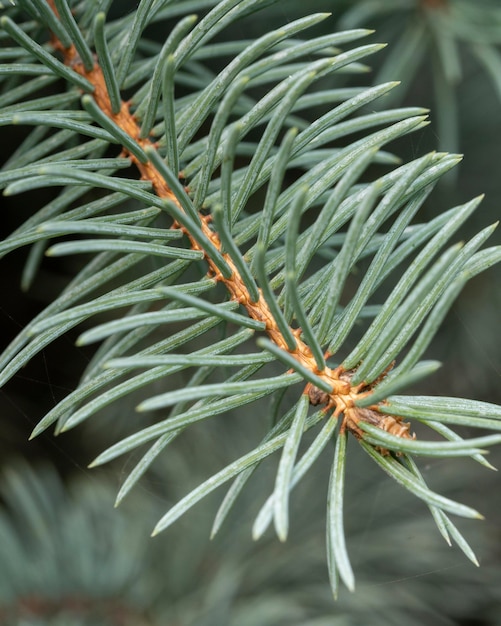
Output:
[45,1,412,441]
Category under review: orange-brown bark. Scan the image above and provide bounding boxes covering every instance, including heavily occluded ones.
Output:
[46,3,412,441]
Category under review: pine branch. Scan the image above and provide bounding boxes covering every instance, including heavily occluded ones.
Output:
[37,0,397,443]
[1,0,501,596]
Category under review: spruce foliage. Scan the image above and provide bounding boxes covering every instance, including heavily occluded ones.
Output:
[1,0,500,598]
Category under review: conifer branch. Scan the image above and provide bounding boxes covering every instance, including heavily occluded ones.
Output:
[2,1,501,594]
[44,0,403,444]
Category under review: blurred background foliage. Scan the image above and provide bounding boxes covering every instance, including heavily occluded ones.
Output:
[0,0,500,624]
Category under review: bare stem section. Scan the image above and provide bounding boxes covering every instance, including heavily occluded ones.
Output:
[47,4,411,442]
